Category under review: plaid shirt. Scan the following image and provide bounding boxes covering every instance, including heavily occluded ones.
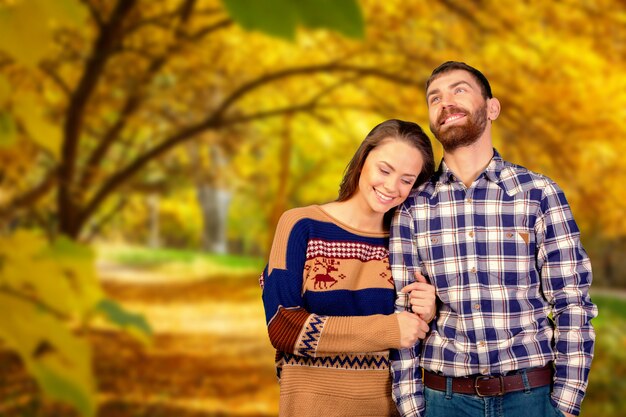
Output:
[389,150,597,417]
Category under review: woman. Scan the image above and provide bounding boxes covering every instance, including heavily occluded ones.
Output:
[261,119,436,416]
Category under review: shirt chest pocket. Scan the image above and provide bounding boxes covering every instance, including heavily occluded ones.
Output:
[415,231,459,283]
[481,228,531,258]
[416,228,535,287]
[481,228,535,286]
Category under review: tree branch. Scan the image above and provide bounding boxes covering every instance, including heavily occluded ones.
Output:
[78,0,201,192]
[39,61,72,97]
[438,0,542,53]
[208,63,420,124]
[81,196,128,243]
[124,5,223,37]
[80,0,104,27]
[76,95,142,191]
[0,171,57,219]
[184,18,233,41]
[76,64,420,233]
[78,122,212,226]
[59,0,138,237]
[177,0,197,23]
[219,102,321,126]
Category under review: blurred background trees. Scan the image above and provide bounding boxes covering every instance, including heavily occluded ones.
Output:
[3,0,625,279]
[1,0,625,416]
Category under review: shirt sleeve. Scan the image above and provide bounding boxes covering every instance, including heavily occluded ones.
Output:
[535,182,597,416]
[389,202,425,417]
[261,210,401,359]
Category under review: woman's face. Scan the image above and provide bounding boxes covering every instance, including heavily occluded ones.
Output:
[355,138,424,215]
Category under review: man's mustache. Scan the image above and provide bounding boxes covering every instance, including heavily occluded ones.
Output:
[437,106,468,126]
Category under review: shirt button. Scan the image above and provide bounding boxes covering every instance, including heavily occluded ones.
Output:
[478,341,486,347]
[466,198,473,203]
[470,267,477,273]
[468,231,474,238]
[481,368,489,375]
[474,303,481,310]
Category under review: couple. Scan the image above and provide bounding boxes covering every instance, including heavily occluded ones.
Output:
[260,61,597,417]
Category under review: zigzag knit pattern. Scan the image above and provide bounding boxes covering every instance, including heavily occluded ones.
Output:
[295,314,328,357]
[280,352,390,370]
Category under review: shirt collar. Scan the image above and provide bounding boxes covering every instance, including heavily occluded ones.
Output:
[434,148,503,186]
[484,149,504,183]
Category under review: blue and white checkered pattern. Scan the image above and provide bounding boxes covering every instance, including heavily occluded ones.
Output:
[389,150,597,417]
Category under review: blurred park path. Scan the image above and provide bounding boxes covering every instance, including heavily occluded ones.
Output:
[1,263,279,417]
[94,263,279,417]
[2,258,623,416]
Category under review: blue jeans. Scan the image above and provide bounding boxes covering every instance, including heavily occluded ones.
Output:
[424,383,565,417]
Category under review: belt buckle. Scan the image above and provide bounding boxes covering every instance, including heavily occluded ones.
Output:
[474,375,505,397]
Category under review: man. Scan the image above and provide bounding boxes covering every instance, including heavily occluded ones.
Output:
[389,61,597,417]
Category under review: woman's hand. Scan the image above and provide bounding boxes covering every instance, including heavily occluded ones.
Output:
[401,271,437,323]
[396,311,430,348]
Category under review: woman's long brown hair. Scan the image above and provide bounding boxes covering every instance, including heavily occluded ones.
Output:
[337,119,435,228]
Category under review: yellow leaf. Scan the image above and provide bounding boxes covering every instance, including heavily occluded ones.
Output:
[0,0,86,67]
[0,231,103,317]
[0,293,96,417]
[13,94,61,158]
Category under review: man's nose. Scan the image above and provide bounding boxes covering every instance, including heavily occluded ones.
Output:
[440,91,455,106]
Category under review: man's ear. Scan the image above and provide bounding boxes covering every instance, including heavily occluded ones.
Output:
[487,98,501,121]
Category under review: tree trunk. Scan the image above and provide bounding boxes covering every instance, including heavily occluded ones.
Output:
[147,193,160,249]
[187,140,232,254]
[265,115,293,254]
[196,185,231,253]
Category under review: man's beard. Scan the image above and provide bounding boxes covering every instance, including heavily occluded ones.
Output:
[430,102,488,152]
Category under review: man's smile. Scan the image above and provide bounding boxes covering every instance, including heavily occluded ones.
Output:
[441,113,466,126]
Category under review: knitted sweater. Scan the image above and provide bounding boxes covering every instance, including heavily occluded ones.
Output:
[261,205,401,417]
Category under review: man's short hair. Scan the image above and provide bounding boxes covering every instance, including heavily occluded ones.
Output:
[426,61,493,99]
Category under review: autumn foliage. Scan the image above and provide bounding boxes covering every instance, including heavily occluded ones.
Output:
[1,0,625,416]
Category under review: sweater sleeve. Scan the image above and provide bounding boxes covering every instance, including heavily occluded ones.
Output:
[261,209,401,358]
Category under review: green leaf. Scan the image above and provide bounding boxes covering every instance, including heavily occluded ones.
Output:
[35,366,95,417]
[0,294,96,417]
[222,0,298,40]
[0,111,16,147]
[298,0,364,39]
[0,74,10,104]
[96,298,153,338]
[220,0,364,40]
[47,234,96,261]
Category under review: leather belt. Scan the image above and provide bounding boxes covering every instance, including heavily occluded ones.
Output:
[423,364,553,397]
